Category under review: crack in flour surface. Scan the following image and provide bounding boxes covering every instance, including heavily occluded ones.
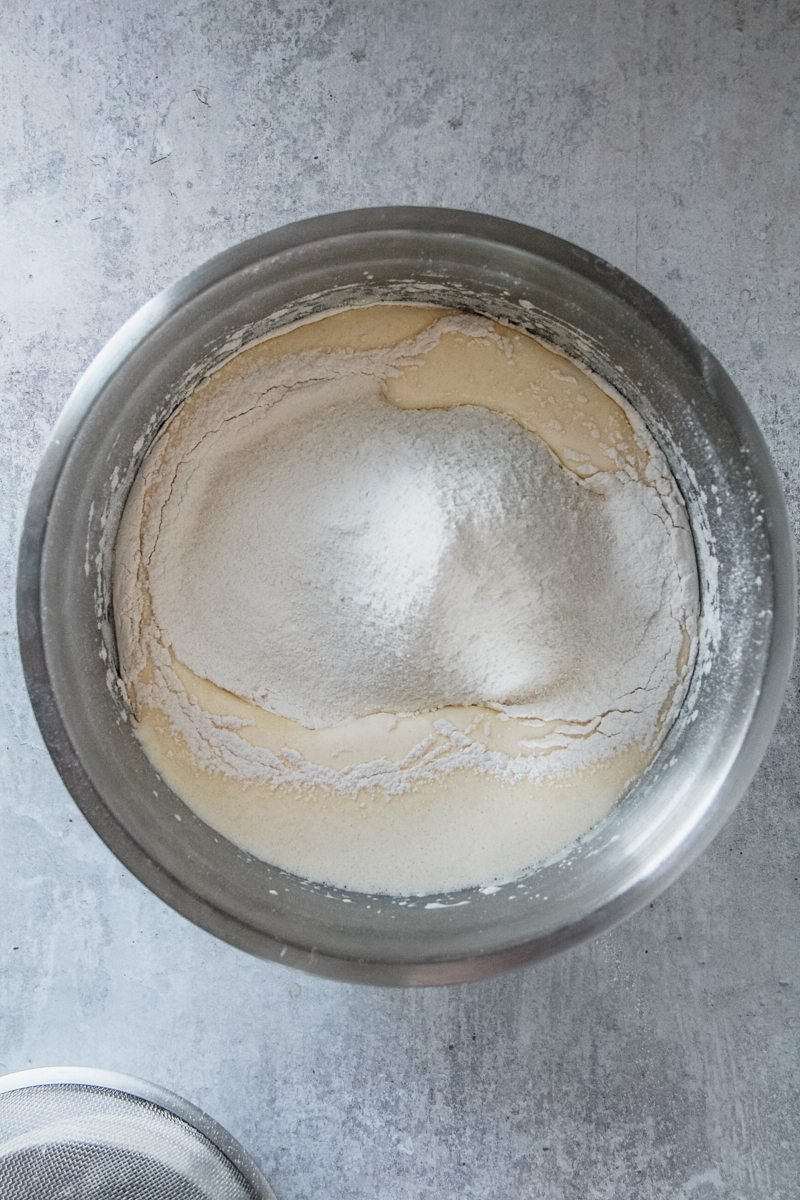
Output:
[114,305,699,895]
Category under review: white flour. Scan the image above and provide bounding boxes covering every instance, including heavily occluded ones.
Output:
[148,379,690,741]
[114,306,699,893]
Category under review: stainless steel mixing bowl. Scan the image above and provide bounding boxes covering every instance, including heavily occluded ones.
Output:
[17,208,796,985]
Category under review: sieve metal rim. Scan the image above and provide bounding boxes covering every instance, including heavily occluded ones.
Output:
[0,1066,277,1199]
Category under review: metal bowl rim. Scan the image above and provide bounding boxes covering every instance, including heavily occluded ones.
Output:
[16,205,797,985]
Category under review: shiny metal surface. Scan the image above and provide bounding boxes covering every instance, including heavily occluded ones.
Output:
[0,1066,276,1199]
[16,207,796,985]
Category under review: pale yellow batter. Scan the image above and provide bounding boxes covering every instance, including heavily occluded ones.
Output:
[114,305,698,895]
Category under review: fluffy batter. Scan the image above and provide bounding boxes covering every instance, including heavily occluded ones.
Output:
[114,305,698,895]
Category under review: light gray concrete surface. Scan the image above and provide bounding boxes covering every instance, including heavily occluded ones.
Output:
[1,2,798,1197]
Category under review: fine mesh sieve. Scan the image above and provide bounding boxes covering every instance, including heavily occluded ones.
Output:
[0,1068,276,1200]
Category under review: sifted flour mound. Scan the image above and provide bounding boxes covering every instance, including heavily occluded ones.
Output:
[114,305,698,894]
[150,380,685,738]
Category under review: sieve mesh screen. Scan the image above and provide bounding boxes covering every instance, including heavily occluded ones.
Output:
[0,1081,268,1200]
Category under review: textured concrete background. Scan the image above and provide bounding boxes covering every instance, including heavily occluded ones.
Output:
[1,2,798,1197]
